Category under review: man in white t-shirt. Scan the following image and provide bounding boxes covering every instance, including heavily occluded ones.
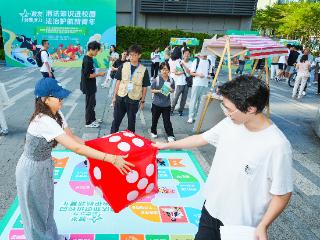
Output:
[39,40,54,78]
[188,52,212,123]
[171,49,192,116]
[153,75,293,240]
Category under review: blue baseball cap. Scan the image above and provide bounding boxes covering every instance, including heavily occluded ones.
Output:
[34,77,71,99]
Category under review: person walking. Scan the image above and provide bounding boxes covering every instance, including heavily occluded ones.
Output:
[270,56,280,81]
[150,62,176,142]
[292,54,311,99]
[235,52,246,75]
[108,50,128,98]
[171,49,192,116]
[102,45,119,88]
[16,77,134,240]
[80,41,106,128]
[153,75,293,240]
[110,45,150,133]
[38,40,54,78]
[0,82,9,135]
[151,47,161,81]
[315,53,320,95]
[187,52,212,124]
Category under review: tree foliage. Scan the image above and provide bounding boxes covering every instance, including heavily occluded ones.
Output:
[252,2,320,47]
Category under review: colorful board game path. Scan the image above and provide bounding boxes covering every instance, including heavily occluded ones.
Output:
[0,150,207,240]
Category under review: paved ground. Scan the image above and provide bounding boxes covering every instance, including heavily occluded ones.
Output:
[0,65,319,239]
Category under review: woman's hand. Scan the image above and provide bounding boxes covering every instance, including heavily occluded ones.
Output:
[109,155,135,175]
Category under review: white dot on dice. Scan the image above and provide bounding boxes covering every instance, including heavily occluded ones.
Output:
[93,167,101,180]
[127,190,139,201]
[117,142,131,152]
[109,135,121,142]
[137,178,148,190]
[146,183,155,194]
[132,138,144,147]
[126,170,139,183]
[123,132,135,137]
[146,164,154,177]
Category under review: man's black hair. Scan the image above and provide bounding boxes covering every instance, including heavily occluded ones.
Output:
[171,46,182,60]
[159,61,170,71]
[183,48,190,54]
[128,44,142,54]
[42,40,48,46]
[219,75,269,114]
[87,41,101,51]
[300,54,308,63]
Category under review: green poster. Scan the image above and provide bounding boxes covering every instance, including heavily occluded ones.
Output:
[0,0,116,68]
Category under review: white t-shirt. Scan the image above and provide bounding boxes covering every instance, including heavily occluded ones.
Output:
[278,49,290,64]
[191,58,212,87]
[151,52,161,63]
[201,117,293,227]
[315,57,320,73]
[40,49,53,73]
[110,52,119,60]
[182,60,193,77]
[168,58,186,86]
[28,111,68,142]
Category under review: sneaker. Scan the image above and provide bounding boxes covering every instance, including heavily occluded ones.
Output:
[167,136,176,142]
[179,111,183,116]
[297,95,302,99]
[0,129,8,136]
[150,132,158,138]
[302,91,306,96]
[85,122,100,128]
[187,118,193,124]
[94,119,103,124]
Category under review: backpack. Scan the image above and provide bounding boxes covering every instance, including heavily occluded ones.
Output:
[35,50,49,67]
[195,57,211,74]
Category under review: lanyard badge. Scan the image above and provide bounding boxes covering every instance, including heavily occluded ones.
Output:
[128,64,139,92]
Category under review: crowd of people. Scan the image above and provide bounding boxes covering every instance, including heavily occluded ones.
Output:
[1,38,315,240]
[268,44,319,98]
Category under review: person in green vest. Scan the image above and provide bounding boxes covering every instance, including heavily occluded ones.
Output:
[110,45,150,133]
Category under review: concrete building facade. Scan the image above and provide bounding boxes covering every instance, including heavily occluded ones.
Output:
[117,0,258,34]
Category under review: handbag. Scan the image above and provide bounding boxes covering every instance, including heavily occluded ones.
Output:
[179,61,193,87]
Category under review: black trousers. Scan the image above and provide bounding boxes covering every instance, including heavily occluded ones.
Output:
[110,96,139,133]
[195,205,224,240]
[85,93,96,125]
[318,74,320,94]
[151,62,160,78]
[41,71,55,79]
[151,104,174,137]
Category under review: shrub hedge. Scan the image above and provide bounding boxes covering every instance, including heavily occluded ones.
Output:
[116,26,212,59]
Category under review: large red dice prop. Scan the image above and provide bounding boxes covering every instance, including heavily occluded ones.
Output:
[85,131,159,213]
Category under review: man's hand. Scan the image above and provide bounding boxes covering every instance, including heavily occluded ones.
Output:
[112,97,116,106]
[48,72,53,78]
[98,72,106,77]
[255,224,268,240]
[199,73,205,78]
[140,101,145,110]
